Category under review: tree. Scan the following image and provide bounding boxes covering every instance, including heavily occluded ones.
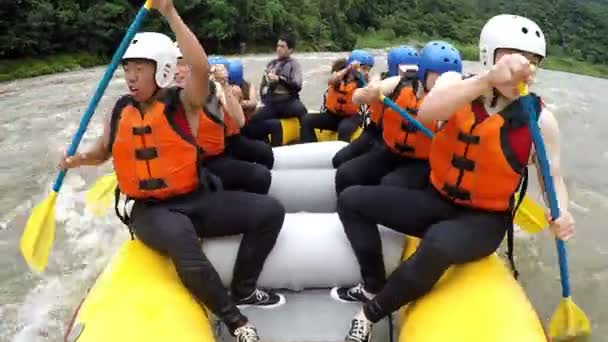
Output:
[0,0,606,67]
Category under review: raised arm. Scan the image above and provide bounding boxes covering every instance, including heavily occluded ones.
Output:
[155,1,210,108]
[352,76,400,105]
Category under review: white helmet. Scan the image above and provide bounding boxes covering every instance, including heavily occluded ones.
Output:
[123,32,177,88]
[479,14,546,69]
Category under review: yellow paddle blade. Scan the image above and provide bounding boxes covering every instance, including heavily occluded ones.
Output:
[514,193,549,234]
[20,191,58,273]
[86,173,118,216]
[549,297,592,341]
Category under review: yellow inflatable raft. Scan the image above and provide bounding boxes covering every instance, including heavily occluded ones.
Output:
[64,240,216,342]
[275,113,363,145]
[398,237,548,342]
[66,237,548,342]
[65,142,547,342]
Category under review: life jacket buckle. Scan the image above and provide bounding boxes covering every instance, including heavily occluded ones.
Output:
[138,178,167,191]
[443,184,471,201]
[135,147,159,160]
[457,131,480,144]
[401,122,418,133]
[132,126,152,135]
[451,155,476,171]
[395,143,415,153]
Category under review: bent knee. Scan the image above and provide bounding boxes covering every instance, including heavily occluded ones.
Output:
[260,146,275,169]
[335,163,362,194]
[255,195,286,231]
[332,152,344,169]
[250,164,272,194]
[300,114,315,127]
[337,185,367,216]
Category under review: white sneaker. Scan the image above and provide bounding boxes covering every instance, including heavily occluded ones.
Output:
[234,324,260,342]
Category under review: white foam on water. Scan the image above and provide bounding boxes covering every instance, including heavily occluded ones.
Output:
[4,52,608,341]
[569,200,590,214]
[8,175,127,342]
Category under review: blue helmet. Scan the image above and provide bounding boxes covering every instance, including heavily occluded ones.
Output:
[208,55,229,67]
[227,59,244,86]
[417,41,462,81]
[387,46,420,77]
[347,49,375,68]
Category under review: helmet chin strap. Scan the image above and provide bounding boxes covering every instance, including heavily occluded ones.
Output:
[421,72,431,93]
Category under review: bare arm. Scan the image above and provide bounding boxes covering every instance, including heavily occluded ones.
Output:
[534,108,569,213]
[242,83,258,111]
[59,115,111,169]
[222,83,245,127]
[328,68,350,86]
[162,7,210,108]
[418,71,492,124]
[352,76,400,105]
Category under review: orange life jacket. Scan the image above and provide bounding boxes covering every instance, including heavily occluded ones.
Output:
[109,87,225,200]
[366,74,391,128]
[430,95,541,212]
[369,97,385,127]
[382,78,437,159]
[324,78,360,116]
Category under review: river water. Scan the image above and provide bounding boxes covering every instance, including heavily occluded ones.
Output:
[0,52,606,341]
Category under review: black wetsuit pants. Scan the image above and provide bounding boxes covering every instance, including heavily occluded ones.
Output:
[131,189,285,332]
[337,185,509,323]
[225,134,274,169]
[334,145,430,194]
[206,153,271,194]
[243,96,307,146]
[332,123,382,168]
[300,112,361,143]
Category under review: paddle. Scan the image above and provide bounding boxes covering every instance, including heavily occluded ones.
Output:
[513,192,549,234]
[359,70,549,233]
[20,1,153,273]
[378,93,434,138]
[85,168,547,234]
[83,67,549,236]
[518,82,591,340]
[86,173,119,216]
[356,70,434,139]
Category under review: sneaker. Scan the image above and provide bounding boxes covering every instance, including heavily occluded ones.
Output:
[234,325,260,342]
[330,284,375,303]
[345,315,373,342]
[235,289,286,309]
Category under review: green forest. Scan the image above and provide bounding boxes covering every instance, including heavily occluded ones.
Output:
[2,0,608,81]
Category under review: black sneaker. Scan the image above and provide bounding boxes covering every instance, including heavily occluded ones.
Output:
[330,284,375,303]
[345,315,373,342]
[234,325,260,342]
[235,289,286,309]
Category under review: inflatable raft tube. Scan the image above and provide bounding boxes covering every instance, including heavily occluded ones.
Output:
[202,213,405,291]
[272,141,348,169]
[65,240,215,342]
[398,237,548,342]
[65,213,405,341]
[269,169,337,212]
[116,169,339,217]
